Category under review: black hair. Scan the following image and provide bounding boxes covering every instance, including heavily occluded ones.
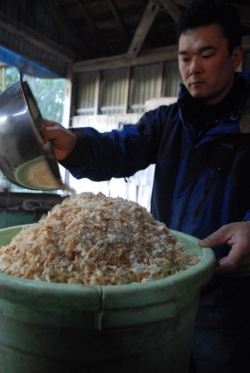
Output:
[176,0,242,55]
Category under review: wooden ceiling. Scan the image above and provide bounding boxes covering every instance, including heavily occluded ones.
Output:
[0,0,250,77]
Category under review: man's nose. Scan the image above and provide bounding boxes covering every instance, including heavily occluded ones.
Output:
[189,57,203,75]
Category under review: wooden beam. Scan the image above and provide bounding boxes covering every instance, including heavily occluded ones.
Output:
[76,1,112,55]
[6,0,16,23]
[106,0,130,43]
[72,32,250,74]
[0,15,75,62]
[126,0,160,61]
[57,0,78,4]
[234,5,250,27]
[157,61,164,97]
[94,71,101,115]
[73,44,178,72]
[41,0,87,52]
[124,67,131,113]
[173,0,193,6]
[171,1,250,29]
[159,0,181,21]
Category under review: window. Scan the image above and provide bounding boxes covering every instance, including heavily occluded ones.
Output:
[162,60,181,97]
[76,71,97,115]
[99,68,127,114]
[129,64,160,113]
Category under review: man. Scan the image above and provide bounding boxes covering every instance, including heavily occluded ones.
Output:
[42,1,250,371]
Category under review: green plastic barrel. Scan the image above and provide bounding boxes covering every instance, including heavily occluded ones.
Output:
[0,225,215,373]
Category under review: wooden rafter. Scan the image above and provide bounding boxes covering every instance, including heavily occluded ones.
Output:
[41,0,86,51]
[126,0,160,61]
[73,32,250,73]
[235,5,250,27]
[106,0,130,43]
[73,44,178,72]
[76,1,113,55]
[0,15,75,61]
[159,0,181,21]
[173,0,193,6]
[56,0,78,4]
[164,1,250,29]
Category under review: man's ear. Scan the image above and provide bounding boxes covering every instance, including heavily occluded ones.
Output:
[232,46,244,68]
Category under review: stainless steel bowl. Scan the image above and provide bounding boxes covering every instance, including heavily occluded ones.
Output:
[0,76,63,190]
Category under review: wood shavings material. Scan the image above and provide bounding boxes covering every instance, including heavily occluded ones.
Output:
[0,192,200,285]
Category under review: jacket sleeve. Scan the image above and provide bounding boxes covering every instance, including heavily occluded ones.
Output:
[59,107,168,181]
[242,211,250,221]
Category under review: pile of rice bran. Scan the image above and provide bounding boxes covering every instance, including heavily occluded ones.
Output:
[0,192,200,285]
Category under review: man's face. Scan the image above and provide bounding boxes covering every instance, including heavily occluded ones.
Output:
[178,23,243,106]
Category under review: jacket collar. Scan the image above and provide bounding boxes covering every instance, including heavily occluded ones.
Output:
[178,71,250,134]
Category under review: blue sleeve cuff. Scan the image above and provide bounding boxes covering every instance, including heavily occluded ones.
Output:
[243,211,250,221]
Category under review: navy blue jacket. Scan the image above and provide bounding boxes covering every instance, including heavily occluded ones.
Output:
[61,72,250,261]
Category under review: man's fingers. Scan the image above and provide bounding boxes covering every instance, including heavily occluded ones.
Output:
[198,222,250,276]
[216,255,240,274]
[215,243,250,275]
[198,228,229,248]
[43,119,59,128]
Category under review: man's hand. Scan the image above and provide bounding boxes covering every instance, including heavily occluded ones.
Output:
[40,120,77,160]
[199,222,250,276]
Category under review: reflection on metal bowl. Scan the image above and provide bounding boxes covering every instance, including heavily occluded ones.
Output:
[0,75,63,191]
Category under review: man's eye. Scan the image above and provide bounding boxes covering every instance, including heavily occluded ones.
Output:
[203,54,213,59]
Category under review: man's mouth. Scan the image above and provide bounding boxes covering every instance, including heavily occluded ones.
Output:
[190,80,204,87]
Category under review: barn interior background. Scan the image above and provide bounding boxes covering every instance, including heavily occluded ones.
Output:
[1,0,250,215]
